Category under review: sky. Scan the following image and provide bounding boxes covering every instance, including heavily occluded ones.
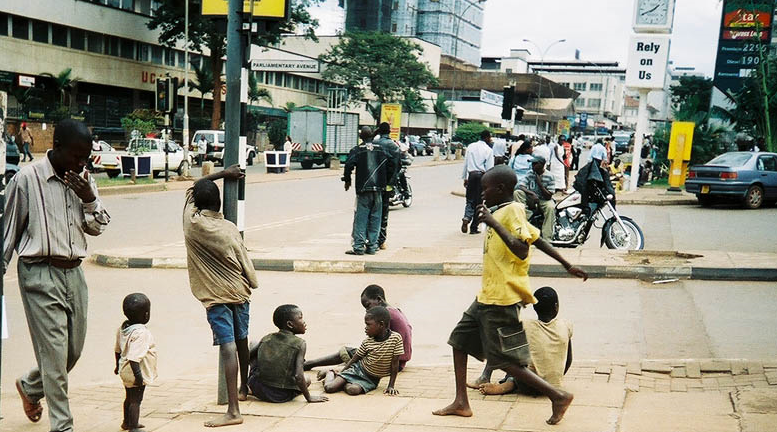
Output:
[309,0,725,77]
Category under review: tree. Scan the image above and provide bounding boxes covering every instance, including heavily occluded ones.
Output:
[189,63,214,115]
[41,68,80,110]
[320,31,438,115]
[432,93,453,132]
[669,76,712,110]
[147,0,323,129]
[730,54,777,152]
[248,73,272,106]
[454,122,490,145]
[281,101,297,113]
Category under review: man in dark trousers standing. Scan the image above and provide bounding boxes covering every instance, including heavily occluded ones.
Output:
[461,130,494,234]
[343,126,395,255]
[373,122,401,250]
[4,119,111,432]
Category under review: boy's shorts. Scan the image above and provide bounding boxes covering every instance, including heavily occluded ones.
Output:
[447,299,531,369]
[339,361,381,393]
[206,302,250,346]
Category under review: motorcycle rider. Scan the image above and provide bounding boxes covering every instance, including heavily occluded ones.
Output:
[514,155,556,240]
[573,154,616,217]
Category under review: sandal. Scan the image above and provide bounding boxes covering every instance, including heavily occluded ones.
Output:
[16,379,43,423]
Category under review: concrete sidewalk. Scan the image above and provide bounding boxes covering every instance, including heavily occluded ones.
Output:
[2,360,775,432]
[91,245,777,281]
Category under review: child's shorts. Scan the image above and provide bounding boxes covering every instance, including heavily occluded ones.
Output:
[206,302,250,346]
[339,362,380,393]
[447,299,531,369]
[247,375,300,403]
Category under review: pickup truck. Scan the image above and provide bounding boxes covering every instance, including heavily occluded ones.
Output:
[90,141,122,178]
[127,138,194,177]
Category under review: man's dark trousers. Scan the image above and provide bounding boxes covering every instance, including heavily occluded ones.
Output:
[464,171,484,233]
[353,191,383,253]
[378,189,391,247]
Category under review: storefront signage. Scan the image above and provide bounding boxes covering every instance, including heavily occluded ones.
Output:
[0,71,15,85]
[625,35,671,89]
[202,0,288,19]
[250,59,320,73]
[18,75,35,88]
[712,0,775,97]
[479,89,504,106]
[380,104,402,141]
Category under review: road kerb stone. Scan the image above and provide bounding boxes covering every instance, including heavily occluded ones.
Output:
[293,260,365,273]
[153,257,187,269]
[442,262,482,276]
[686,361,702,378]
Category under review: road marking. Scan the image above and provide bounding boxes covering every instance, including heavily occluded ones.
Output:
[158,209,349,248]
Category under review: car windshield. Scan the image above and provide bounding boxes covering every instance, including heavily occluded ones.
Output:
[129,139,158,152]
[613,136,630,144]
[707,153,752,167]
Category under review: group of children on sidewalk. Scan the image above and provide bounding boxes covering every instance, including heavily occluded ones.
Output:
[113,164,586,431]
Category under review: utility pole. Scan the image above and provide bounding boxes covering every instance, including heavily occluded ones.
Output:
[182,0,190,177]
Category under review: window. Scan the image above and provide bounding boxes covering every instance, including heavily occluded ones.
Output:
[121,0,134,10]
[120,38,135,59]
[137,0,152,15]
[165,48,176,66]
[574,98,585,108]
[275,72,284,86]
[12,16,28,40]
[70,28,85,50]
[573,82,586,91]
[107,0,120,7]
[177,50,185,68]
[759,156,777,171]
[590,83,603,91]
[107,36,120,56]
[32,20,48,43]
[137,43,150,61]
[505,68,512,74]
[151,45,163,64]
[52,24,68,47]
[292,75,301,90]
[189,54,201,70]
[0,13,8,36]
[392,23,397,32]
[587,98,601,108]
[87,32,104,53]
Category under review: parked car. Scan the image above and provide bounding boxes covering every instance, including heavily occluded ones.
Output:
[127,138,194,177]
[90,141,122,178]
[685,151,777,209]
[612,133,632,155]
[191,130,257,166]
[408,136,427,156]
[422,135,448,155]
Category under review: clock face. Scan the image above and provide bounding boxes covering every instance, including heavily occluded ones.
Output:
[636,0,670,26]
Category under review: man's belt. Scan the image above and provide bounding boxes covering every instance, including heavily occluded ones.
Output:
[468,171,485,176]
[23,257,83,269]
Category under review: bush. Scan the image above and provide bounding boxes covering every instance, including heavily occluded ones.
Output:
[268,119,287,150]
[454,122,491,145]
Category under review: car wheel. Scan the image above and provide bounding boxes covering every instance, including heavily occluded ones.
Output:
[697,195,715,207]
[300,160,314,169]
[106,169,121,178]
[324,156,332,168]
[743,185,764,209]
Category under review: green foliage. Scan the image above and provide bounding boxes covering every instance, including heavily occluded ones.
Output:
[120,109,163,138]
[320,32,438,108]
[40,68,80,107]
[282,102,297,113]
[189,63,215,115]
[432,93,453,119]
[669,76,712,109]
[248,73,272,105]
[454,122,491,145]
[730,54,777,152]
[402,90,427,113]
[268,119,288,150]
[365,101,381,123]
[47,104,71,122]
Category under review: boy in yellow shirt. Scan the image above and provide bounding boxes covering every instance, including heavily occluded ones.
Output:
[433,165,587,426]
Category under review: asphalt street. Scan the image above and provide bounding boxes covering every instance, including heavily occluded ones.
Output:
[2,266,776,396]
[87,161,777,254]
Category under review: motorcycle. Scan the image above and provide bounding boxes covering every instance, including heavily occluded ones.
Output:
[528,186,645,250]
[389,155,413,208]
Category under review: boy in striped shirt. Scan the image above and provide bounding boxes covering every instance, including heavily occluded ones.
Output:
[323,306,403,395]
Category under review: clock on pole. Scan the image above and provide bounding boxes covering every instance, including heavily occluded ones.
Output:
[632,0,676,33]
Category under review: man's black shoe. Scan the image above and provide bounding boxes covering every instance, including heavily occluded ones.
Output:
[461,219,470,234]
[345,250,365,255]
[469,229,481,235]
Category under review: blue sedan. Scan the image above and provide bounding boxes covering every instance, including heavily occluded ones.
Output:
[685,152,777,209]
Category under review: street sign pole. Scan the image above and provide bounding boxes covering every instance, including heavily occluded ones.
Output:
[629,88,649,192]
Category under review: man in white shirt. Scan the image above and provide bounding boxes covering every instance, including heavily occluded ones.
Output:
[461,130,494,234]
[589,138,607,162]
[491,137,507,165]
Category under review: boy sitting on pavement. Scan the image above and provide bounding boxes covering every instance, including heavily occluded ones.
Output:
[183,165,259,428]
[247,305,328,404]
[114,293,157,432]
[433,165,587,425]
[304,284,413,375]
[322,306,404,396]
[472,286,573,395]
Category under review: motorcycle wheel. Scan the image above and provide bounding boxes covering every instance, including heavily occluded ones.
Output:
[402,183,413,207]
[603,216,644,250]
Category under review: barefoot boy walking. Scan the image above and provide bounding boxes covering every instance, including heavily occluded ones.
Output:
[183,165,258,427]
[433,165,587,425]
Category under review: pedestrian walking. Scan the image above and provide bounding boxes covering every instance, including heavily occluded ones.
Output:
[19,122,34,161]
[342,126,395,255]
[571,134,582,170]
[182,164,258,427]
[461,130,494,234]
[562,138,572,191]
[547,136,567,193]
[4,119,111,432]
[492,136,507,165]
[197,135,208,166]
[373,122,401,250]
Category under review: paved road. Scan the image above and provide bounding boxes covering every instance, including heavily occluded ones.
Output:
[2,265,776,394]
[89,161,777,254]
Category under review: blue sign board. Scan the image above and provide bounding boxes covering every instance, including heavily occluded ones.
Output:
[579,113,588,129]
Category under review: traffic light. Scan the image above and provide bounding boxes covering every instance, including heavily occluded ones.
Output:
[514,107,524,121]
[155,78,171,113]
[501,86,514,120]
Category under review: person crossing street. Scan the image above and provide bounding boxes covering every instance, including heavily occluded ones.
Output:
[461,130,494,234]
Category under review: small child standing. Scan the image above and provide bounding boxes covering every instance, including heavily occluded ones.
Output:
[114,293,157,432]
[323,306,403,396]
[247,305,328,404]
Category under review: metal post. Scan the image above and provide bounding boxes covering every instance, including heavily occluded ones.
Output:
[182,0,190,176]
[629,88,650,192]
[163,125,169,182]
[216,0,243,406]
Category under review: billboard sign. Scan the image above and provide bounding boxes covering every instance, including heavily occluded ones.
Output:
[625,35,671,89]
[380,104,402,141]
[479,89,504,106]
[713,0,775,97]
[579,112,588,129]
[202,0,288,19]
[250,59,320,72]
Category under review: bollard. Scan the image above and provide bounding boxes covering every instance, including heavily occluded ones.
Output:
[329,157,341,170]
[455,148,462,160]
[202,161,214,177]
[130,168,136,185]
[432,147,440,161]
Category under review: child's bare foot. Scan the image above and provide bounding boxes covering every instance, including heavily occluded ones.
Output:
[121,423,145,430]
[547,391,574,425]
[432,401,473,417]
[478,382,513,395]
[316,370,328,381]
[204,413,243,428]
[238,391,248,402]
[466,376,490,389]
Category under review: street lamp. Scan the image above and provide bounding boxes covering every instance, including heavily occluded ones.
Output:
[523,38,565,134]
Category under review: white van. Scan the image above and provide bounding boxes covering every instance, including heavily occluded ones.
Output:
[191,130,256,166]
